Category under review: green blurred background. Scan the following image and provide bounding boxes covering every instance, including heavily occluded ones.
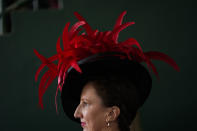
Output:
[0,0,196,130]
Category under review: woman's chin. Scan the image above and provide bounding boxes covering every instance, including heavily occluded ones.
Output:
[83,128,88,131]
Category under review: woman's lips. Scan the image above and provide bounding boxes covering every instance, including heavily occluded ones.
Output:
[81,122,86,127]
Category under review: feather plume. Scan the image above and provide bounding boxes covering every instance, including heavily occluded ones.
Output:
[34,11,179,110]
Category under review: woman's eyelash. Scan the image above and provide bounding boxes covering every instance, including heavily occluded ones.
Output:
[81,101,88,106]
[83,102,88,105]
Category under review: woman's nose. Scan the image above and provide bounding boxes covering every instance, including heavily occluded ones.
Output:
[74,105,82,119]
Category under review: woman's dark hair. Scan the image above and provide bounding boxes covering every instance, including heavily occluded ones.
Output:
[61,56,152,130]
[89,75,141,131]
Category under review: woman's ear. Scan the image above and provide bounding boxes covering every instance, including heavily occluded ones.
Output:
[107,106,120,121]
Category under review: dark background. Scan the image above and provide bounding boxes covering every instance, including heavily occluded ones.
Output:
[0,0,196,130]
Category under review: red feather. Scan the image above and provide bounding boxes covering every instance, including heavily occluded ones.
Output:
[121,38,143,52]
[111,22,135,43]
[114,11,127,30]
[70,60,82,73]
[35,54,58,81]
[74,12,93,35]
[38,70,51,109]
[62,22,70,50]
[34,49,58,76]
[56,37,62,53]
[146,60,159,78]
[69,21,85,38]
[70,28,83,41]
[144,51,180,72]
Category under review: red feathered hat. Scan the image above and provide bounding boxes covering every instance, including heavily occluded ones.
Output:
[34,11,179,121]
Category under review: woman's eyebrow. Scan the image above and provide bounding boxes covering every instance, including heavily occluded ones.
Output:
[80,98,89,101]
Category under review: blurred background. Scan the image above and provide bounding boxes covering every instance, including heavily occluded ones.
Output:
[0,0,196,130]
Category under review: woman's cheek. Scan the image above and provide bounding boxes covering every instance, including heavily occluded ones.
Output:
[82,105,90,118]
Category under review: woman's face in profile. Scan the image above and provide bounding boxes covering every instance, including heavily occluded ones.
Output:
[74,82,109,131]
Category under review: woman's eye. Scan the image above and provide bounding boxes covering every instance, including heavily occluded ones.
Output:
[82,102,88,106]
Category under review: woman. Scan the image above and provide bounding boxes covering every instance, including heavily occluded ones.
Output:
[34,11,179,131]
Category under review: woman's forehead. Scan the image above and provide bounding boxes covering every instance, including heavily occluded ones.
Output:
[80,82,100,101]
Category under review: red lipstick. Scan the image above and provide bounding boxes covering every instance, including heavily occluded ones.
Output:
[81,122,86,127]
